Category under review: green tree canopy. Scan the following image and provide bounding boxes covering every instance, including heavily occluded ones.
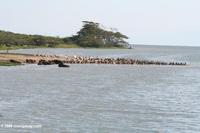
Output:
[72,21,129,47]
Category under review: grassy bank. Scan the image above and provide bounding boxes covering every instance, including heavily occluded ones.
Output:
[0,45,48,51]
[54,44,126,49]
[0,44,68,51]
[0,61,21,66]
[53,44,80,48]
[0,44,127,51]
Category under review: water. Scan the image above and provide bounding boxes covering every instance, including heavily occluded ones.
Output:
[0,45,200,133]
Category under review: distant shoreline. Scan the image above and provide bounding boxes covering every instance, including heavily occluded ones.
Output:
[0,44,128,51]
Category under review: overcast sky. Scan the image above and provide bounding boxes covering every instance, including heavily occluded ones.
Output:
[0,0,200,46]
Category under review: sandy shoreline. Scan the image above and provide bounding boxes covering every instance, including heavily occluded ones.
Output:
[0,53,65,63]
[0,53,187,66]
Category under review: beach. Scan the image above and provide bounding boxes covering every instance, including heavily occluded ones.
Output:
[0,52,186,66]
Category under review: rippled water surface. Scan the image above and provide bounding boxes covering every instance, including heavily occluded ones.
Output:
[0,45,200,133]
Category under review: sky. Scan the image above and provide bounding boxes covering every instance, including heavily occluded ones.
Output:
[0,0,200,46]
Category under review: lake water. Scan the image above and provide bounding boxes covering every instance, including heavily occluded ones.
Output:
[0,45,200,133]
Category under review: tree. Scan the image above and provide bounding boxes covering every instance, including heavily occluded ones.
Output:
[32,35,46,46]
[5,44,11,53]
[73,21,129,47]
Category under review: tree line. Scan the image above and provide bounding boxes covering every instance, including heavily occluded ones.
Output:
[0,21,130,48]
[0,31,64,47]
